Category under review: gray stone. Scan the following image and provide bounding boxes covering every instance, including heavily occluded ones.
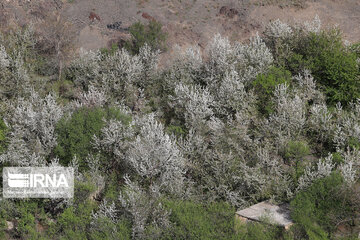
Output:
[236,201,293,229]
[6,221,14,231]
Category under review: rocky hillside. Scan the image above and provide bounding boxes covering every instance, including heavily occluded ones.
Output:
[1,0,359,56]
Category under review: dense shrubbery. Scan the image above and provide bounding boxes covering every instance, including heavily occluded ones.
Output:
[297,31,358,105]
[54,107,130,168]
[0,16,360,239]
[283,140,310,163]
[0,119,7,153]
[162,200,235,239]
[253,66,292,115]
[124,21,167,55]
[290,172,359,239]
[54,107,105,166]
[267,23,360,105]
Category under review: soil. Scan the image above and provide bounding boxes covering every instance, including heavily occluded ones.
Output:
[1,0,359,58]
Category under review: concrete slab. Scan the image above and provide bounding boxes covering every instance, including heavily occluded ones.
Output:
[236,201,293,229]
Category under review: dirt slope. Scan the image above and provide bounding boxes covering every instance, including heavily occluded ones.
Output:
[1,0,359,54]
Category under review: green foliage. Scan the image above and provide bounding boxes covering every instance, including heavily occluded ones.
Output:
[56,206,88,239]
[17,210,36,238]
[124,21,167,54]
[165,124,186,137]
[89,218,131,240]
[73,174,98,206]
[16,201,40,239]
[100,43,119,57]
[283,140,310,163]
[0,218,6,239]
[103,173,120,202]
[160,199,288,240]
[283,140,310,181]
[349,42,360,59]
[290,172,354,239]
[253,66,292,115]
[331,152,344,166]
[162,200,236,239]
[0,118,8,153]
[53,201,95,240]
[235,221,286,240]
[54,107,105,167]
[49,80,76,101]
[54,107,131,168]
[0,25,36,67]
[0,200,16,221]
[34,54,59,77]
[347,137,360,150]
[286,30,359,105]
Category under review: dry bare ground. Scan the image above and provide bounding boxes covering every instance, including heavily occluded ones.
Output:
[1,0,360,60]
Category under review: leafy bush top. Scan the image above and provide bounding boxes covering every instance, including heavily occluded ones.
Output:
[54,107,130,168]
[124,21,167,55]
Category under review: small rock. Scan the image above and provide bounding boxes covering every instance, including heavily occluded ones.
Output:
[107,21,122,30]
[142,12,155,21]
[89,11,101,22]
[6,221,14,231]
[106,21,128,32]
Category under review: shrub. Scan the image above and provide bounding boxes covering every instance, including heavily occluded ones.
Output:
[0,90,63,166]
[350,42,360,58]
[165,124,186,137]
[124,21,167,55]
[0,44,30,99]
[252,66,292,115]
[283,140,310,181]
[17,211,37,238]
[103,173,121,202]
[100,43,119,57]
[283,140,310,163]
[162,200,287,239]
[291,172,355,239]
[0,119,7,153]
[331,152,344,166]
[74,176,97,205]
[48,79,76,101]
[34,54,59,76]
[16,201,41,239]
[55,204,93,240]
[89,217,131,240]
[54,107,128,168]
[162,200,235,239]
[54,107,106,167]
[235,221,285,240]
[0,25,36,69]
[0,218,5,239]
[287,30,359,105]
[347,137,360,150]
